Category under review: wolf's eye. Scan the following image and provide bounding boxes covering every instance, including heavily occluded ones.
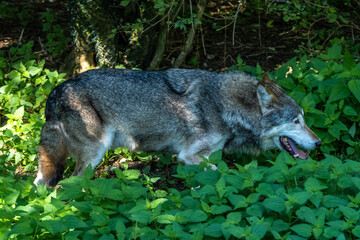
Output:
[294,119,300,124]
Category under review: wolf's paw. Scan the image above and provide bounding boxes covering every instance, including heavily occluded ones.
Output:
[210,164,217,171]
[34,172,44,186]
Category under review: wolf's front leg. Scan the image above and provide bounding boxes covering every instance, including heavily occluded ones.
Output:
[177,134,228,170]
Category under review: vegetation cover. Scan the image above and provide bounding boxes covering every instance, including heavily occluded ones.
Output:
[1,41,360,239]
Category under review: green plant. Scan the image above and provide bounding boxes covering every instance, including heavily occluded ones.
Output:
[3,150,360,239]
[0,44,66,171]
[266,0,360,55]
[274,41,360,158]
[41,9,71,57]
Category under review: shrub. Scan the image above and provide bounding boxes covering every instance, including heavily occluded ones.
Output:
[0,44,66,172]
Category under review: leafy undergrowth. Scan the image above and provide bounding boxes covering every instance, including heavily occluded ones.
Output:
[1,41,360,239]
[2,152,360,239]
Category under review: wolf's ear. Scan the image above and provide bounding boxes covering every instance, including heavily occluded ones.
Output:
[257,73,277,112]
[257,84,273,110]
[262,73,272,83]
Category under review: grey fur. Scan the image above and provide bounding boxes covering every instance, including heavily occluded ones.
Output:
[34,69,321,186]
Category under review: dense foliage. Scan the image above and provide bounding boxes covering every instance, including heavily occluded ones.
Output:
[66,0,360,68]
[1,41,360,239]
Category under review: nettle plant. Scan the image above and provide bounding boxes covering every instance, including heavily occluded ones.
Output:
[0,45,66,171]
[274,42,360,159]
[3,151,360,239]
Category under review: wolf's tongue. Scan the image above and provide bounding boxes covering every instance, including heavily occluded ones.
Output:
[287,138,309,159]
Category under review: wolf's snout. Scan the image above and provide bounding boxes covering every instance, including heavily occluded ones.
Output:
[315,140,322,147]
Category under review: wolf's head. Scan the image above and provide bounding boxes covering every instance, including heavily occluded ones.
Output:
[257,74,321,159]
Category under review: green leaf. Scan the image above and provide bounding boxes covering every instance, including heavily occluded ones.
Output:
[8,70,21,82]
[343,48,356,71]
[327,42,342,60]
[11,222,33,235]
[343,106,357,116]
[210,205,232,215]
[130,210,151,224]
[224,175,246,190]
[209,149,222,164]
[103,189,123,201]
[13,106,24,120]
[175,209,207,224]
[5,192,19,204]
[150,198,168,209]
[272,219,289,232]
[352,225,360,237]
[310,58,328,72]
[195,170,220,185]
[222,222,244,239]
[301,93,316,112]
[349,123,356,138]
[246,204,263,218]
[291,224,313,238]
[58,177,85,200]
[228,194,248,209]
[286,191,311,205]
[304,177,327,192]
[339,206,358,223]
[247,193,260,204]
[28,66,42,76]
[226,212,242,224]
[348,79,360,103]
[157,214,175,224]
[91,212,109,226]
[123,169,140,180]
[216,177,226,198]
[352,177,360,190]
[322,195,348,208]
[313,228,323,239]
[63,215,88,229]
[204,223,223,238]
[252,224,268,239]
[324,227,341,238]
[41,220,68,234]
[328,81,350,103]
[327,220,346,231]
[262,198,285,213]
[120,0,130,6]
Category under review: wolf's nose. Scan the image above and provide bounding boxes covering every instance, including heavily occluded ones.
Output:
[315,140,322,147]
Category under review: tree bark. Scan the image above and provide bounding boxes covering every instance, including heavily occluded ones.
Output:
[148,21,168,70]
[172,0,206,68]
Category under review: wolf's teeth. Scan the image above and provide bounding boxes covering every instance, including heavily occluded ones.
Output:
[293,154,299,158]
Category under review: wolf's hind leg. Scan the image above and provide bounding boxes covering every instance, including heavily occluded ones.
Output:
[70,126,115,177]
[34,121,69,187]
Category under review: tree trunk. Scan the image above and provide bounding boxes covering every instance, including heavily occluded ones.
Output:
[148,21,168,70]
[172,0,206,68]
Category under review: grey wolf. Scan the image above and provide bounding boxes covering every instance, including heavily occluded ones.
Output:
[34,69,321,187]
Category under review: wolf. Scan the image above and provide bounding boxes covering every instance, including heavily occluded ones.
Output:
[34,69,321,187]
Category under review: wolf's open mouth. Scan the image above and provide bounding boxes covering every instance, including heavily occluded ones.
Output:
[279,136,309,159]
